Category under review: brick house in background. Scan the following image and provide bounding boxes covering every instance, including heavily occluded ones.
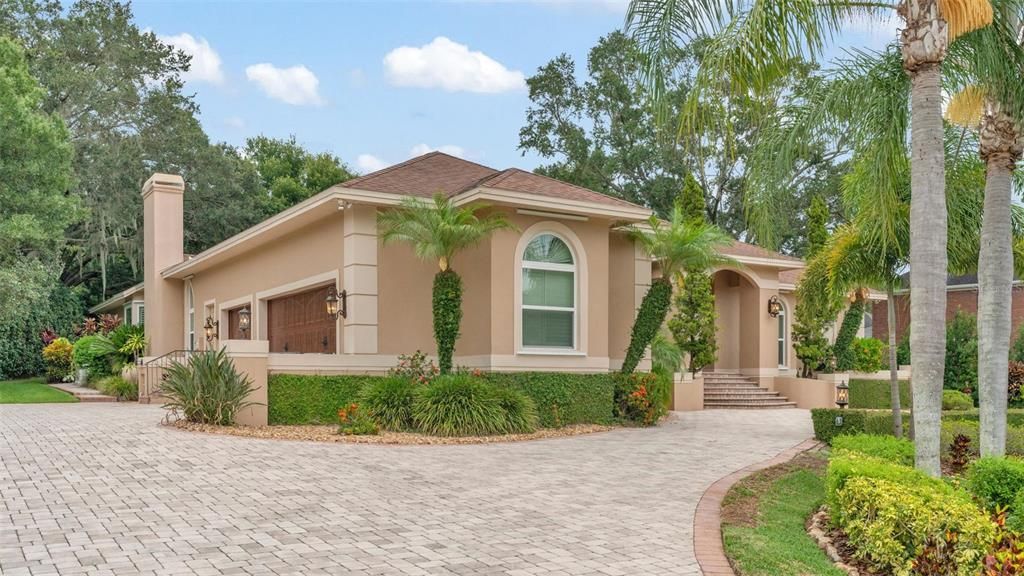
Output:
[871,275,1024,345]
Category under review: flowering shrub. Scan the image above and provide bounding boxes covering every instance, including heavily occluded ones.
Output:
[388,350,439,384]
[337,403,379,435]
[41,337,74,382]
[984,508,1024,575]
[75,317,98,336]
[613,372,666,426]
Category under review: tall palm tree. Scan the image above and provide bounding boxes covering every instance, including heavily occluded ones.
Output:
[626,0,994,475]
[945,11,1024,455]
[620,202,735,374]
[378,193,515,374]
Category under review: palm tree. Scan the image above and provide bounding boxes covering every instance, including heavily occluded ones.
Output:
[378,193,515,374]
[626,0,995,476]
[944,13,1024,455]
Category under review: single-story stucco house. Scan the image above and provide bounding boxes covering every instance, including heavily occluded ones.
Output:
[130,152,855,422]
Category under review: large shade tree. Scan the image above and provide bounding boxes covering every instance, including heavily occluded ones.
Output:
[627,0,996,476]
[378,195,515,374]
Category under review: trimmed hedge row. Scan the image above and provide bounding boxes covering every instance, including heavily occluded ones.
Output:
[810,409,909,444]
[848,379,911,409]
[269,372,617,427]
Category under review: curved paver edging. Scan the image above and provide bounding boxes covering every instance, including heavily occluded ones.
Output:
[693,438,822,576]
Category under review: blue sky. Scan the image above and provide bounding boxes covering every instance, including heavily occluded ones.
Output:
[133,1,898,174]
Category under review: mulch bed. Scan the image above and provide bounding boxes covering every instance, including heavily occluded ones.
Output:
[807,508,885,576]
[167,420,615,445]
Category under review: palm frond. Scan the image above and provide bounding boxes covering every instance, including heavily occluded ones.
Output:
[624,202,738,277]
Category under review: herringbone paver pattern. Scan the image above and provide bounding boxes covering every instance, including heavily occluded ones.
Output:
[0,404,812,575]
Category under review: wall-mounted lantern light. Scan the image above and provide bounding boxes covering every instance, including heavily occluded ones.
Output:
[238,306,251,336]
[767,295,783,318]
[836,377,850,410]
[326,286,347,319]
[203,317,219,343]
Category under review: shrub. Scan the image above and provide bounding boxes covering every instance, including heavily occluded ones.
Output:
[1010,361,1024,408]
[482,372,615,428]
[810,408,907,443]
[1010,490,1024,533]
[41,337,73,382]
[945,310,978,393]
[267,374,376,425]
[896,330,911,366]
[159,348,258,425]
[388,351,439,384]
[850,337,885,373]
[1012,323,1024,364]
[834,299,865,372]
[490,386,539,434]
[622,277,672,374]
[824,452,951,519]
[835,476,994,576]
[987,507,1024,572]
[359,377,417,431]
[411,374,508,436]
[109,323,146,364]
[949,433,972,475]
[966,457,1024,512]
[337,403,378,435]
[943,389,974,411]
[613,372,666,426]
[849,379,911,409]
[0,285,82,380]
[944,409,1024,429]
[95,375,138,401]
[432,269,462,374]
[832,433,914,465]
[71,334,116,379]
[941,421,1024,459]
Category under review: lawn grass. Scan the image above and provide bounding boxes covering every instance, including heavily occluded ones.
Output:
[721,451,843,576]
[0,377,78,404]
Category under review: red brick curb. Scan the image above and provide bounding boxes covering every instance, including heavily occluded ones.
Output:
[693,438,822,576]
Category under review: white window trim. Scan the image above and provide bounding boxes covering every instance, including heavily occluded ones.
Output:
[514,222,588,356]
[777,301,788,369]
[185,280,195,351]
[253,270,341,351]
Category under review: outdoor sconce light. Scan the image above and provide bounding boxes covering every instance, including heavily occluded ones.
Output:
[767,295,783,318]
[836,378,850,410]
[203,317,219,343]
[238,306,251,336]
[326,286,347,319]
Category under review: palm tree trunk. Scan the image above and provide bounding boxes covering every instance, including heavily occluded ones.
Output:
[902,0,948,476]
[978,107,1021,457]
[888,285,903,438]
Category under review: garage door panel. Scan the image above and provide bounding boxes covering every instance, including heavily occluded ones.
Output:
[268,285,337,354]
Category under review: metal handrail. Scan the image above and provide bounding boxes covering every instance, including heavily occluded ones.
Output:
[140,349,194,400]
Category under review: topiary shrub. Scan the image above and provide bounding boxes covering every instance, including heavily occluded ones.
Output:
[832,433,914,465]
[621,277,672,374]
[159,348,258,425]
[359,377,417,431]
[41,337,73,382]
[411,374,508,436]
[432,269,462,374]
[943,389,974,411]
[833,299,865,372]
[850,337,885,373]
[965,457,1024,512]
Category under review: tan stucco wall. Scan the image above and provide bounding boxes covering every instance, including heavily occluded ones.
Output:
[773,376,836,409]
[713,271,744,370]
[224,339,269,426]
[144,175,185,357]
[608,232,636,363]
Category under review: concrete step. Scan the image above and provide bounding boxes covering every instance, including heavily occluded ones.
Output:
[48,383,117,403]
[704,393,784,401]
[704,402,798,409]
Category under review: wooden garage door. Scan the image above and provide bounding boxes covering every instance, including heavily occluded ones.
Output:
[267,285,337,354]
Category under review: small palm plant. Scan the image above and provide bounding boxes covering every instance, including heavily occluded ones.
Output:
[378,193,515,373]
[159,348,258,425]
[620,203,735,374]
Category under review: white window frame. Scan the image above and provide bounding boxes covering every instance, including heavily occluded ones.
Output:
[186,280,195,351]
[777,301,788,368]
[519,230,580,354]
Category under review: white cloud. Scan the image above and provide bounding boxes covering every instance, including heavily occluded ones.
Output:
[383,36,525,93]
[245,63,324,106]
[224,116,245,129]
[356,154,389,173]
[159,33,225,85]
[409,143,466,158]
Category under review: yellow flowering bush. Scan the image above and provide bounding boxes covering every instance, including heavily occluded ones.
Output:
[41,337,73,382]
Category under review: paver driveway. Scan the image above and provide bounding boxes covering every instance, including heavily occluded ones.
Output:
[0,404,812,576]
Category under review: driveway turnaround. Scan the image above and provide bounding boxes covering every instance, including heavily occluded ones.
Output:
[0,405,812,575]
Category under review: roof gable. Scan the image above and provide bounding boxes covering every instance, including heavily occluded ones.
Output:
[339,152,498,197]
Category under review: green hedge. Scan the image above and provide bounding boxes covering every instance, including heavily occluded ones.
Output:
[848,379,911,409]
[810,409,908,444]
[269,371,617,427]
[268,374,379,424]
[944,409,1024,428]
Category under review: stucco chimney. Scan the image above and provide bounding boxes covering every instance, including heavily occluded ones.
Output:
[142,173,185,357]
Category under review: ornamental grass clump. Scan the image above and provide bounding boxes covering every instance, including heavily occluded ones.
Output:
[360,376,416,431]
[411,374,537,436]
[159,348,258,425]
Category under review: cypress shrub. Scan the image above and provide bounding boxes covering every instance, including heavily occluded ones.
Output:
[432,269,462,374]
[621,277,672,374]
[834,299,865,372]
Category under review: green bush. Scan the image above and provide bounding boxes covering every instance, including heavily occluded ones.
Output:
[71,335,116,379]
[848,379,911,409]
[411,374,510,437]
[825,452,951,519]
[0,284,82,380]
[944,409,1024,428]
[966,457,1024,511]
[613,372,667,425]
[337,403,378,436]
[810,408,906,443]
[41,337,74,382]
[835,476,994,576]
[268,374,376,425]
[850,337,885,373]
[896,330,911,366]
[159,349,258,425]
[945,310,978,393]
[482,372,615,428]
[621,277,672,374]
[359,377,416,431]
[834,299,865,372]
[1011,323,1024,364]
[943,389,974,411]
[832,434,914,465]
[95,375,138,401]
[1010,490,1024,532]
[941,420,1024,459]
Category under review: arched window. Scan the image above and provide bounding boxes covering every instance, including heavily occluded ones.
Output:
[777,300,787,368]
[186,281,195,351]
[521,233,576,349]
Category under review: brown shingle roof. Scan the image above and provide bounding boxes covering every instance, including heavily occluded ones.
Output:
[719,240,804,263]
[339,152,646,210]
[779,269,803,285]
